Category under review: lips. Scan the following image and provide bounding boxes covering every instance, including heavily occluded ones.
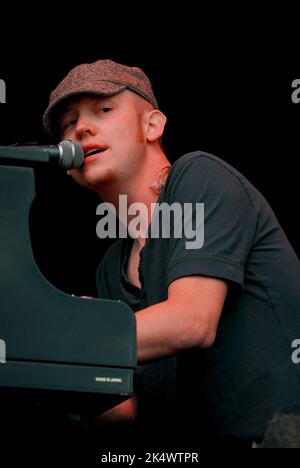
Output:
[82,144,108,162]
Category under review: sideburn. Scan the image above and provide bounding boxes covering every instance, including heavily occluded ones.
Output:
[136,121,146,143]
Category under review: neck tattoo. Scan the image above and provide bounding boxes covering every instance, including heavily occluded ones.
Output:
[149,164,171,195]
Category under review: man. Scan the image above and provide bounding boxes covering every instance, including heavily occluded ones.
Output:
[43,59,300,447]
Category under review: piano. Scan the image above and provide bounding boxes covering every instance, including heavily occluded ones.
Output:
[0,158,137,425]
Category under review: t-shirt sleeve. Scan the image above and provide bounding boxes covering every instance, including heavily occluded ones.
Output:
[161,154,258,288]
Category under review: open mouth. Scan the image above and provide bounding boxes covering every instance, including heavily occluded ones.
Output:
[83,147,108,162]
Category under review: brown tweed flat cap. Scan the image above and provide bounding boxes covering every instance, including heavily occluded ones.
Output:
[43,59,158,137]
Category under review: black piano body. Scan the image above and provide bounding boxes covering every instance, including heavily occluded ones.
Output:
[0,160,137,424]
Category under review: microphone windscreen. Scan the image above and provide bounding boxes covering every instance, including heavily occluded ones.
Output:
[58,140,84,169]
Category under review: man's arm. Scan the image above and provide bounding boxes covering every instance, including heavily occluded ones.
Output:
[95,275,227,424]
[136,275,228,363]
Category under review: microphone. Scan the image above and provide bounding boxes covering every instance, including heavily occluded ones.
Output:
[0,140,84,170]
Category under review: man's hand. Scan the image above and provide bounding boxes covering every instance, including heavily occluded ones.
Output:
[94,396,137,425]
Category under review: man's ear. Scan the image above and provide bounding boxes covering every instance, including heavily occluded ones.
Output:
[146,110,167,142]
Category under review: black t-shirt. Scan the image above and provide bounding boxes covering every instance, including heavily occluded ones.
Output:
[96,151,300,442]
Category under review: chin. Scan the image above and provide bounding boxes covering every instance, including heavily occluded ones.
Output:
[83,165,117,191]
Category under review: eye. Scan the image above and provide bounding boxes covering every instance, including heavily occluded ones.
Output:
[62,118,77,131]
[100,107,112,113]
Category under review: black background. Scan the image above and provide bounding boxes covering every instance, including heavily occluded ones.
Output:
[1,12,299,297]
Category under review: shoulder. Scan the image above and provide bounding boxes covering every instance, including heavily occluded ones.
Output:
[167,151,246,183]
[163,151,263,214]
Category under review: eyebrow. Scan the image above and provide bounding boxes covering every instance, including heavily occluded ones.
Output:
[59,95,116,119]
[58,105,75,121]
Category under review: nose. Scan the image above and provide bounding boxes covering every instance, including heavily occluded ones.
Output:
[74,117,98,140]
